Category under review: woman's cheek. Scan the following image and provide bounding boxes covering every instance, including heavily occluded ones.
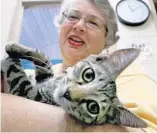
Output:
[87,36,105,54]
[60,23,72,45]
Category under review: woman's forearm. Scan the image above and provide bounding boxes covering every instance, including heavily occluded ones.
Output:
[1,93,144,132]
[1,93,70,132]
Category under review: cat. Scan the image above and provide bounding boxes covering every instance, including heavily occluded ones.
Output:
[1,43,147,127]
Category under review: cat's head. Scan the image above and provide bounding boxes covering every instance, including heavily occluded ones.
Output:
[54,48,147,127]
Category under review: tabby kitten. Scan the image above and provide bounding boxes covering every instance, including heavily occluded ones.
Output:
[1,43,147,127]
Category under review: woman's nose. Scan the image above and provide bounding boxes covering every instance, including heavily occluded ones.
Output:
[73,19,86,32]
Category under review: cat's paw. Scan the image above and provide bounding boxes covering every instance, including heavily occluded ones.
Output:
[5,42,34,59]
[6,42,32,53]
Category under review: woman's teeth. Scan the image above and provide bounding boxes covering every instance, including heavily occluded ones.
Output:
[70,37,84,43]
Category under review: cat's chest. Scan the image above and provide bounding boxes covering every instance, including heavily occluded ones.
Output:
[37,76,62,91]
[35,77,63,103]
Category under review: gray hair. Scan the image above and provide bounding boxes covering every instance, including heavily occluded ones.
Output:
[54,0,119,48]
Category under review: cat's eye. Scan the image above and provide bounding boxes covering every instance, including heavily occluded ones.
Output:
[86,100,100,114]
[82,68,95,82]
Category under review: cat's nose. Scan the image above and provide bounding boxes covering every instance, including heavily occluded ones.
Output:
[63,90,72,101]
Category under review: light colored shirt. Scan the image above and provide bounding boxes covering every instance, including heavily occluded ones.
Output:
[116,62,157,132]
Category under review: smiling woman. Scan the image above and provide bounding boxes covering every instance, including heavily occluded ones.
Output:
[57,0,119,68]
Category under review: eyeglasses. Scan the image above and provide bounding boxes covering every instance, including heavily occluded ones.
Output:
[62,10,106,30]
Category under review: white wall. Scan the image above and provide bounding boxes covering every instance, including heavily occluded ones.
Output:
[1,0,23,60]
[110,0,157,36]
[109,0,157,81]
[1,0,17,59]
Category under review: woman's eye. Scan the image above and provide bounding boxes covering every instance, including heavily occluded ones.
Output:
[89,21,98,26]
[68,15,79,21]
[82,68,95,82]
[87,20,100,28]
[69,15,78,19]
[86,100,100,114]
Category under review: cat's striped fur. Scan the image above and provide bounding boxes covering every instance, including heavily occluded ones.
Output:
[1,43,147,127]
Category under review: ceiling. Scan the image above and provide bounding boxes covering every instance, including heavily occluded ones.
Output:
[19,5,62,68]
[20,5,62,61]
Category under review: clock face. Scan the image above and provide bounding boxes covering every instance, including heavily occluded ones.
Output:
[116,0,150,26]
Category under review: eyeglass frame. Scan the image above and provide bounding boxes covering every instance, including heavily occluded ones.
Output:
[62,10,108,32]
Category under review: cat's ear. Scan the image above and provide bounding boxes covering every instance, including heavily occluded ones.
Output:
[117,106,147,128]
[107,48,140,79]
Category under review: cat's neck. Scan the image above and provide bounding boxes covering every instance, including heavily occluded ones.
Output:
[52,63,70,75]
[52,63,62,75]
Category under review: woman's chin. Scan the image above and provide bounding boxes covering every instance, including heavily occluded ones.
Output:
[61,46,89,65]
[65,50,87,59]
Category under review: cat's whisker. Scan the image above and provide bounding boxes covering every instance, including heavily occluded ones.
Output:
[107,102,121,111]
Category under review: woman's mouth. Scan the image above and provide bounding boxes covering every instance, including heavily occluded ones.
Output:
[68,36,85,47]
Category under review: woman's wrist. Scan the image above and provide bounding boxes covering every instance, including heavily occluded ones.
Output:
[1,94,68,132]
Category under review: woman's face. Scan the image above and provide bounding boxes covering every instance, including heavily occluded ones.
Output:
[60,0,107,66]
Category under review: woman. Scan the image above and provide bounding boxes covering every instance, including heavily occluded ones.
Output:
[54,0,119,72]
[1,0,157,132]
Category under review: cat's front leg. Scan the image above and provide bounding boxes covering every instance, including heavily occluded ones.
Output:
[1,57,41,101]
[6,43,54,83]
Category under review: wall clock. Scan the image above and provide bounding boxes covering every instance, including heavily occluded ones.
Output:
[116,0,150,26]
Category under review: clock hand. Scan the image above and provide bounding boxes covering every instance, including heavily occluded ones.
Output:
[133,5,142,11]
[128,4,134,12]
[128,3,142,12]
[131,5,142,12]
